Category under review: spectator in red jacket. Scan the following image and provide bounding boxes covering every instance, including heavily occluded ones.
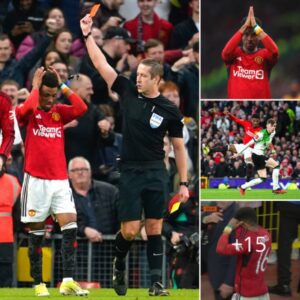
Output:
[123,0,173,55]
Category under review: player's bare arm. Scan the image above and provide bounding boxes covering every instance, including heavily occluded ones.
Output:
[80,14,117,89]
[171,137,189,203]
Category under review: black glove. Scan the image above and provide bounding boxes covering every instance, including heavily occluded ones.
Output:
[0,154,7,177]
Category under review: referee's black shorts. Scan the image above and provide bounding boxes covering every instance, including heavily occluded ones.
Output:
[118,163,169,222]
[252,153,268,170]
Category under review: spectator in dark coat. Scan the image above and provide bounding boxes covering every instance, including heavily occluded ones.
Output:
[65,74,114,174]
[3,0,44,49]
[0,21,56,86]
[169,0,199,50]
[68,156,119,241]
[215,157,228,178]
[172,41,199,119]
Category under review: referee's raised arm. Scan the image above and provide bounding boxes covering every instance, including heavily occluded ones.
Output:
[80,14,117,89]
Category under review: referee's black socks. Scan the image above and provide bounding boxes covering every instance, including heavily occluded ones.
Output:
[114,231,133,271]
[147,235,163,285]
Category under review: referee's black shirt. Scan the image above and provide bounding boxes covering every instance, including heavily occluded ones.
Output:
[112,75,183,162]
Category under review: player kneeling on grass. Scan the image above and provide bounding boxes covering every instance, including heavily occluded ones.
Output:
[15,67,89,297]
[217,207,272,300]
[232,118,286,195]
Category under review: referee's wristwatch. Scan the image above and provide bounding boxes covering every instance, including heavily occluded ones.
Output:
[179,181,189,187]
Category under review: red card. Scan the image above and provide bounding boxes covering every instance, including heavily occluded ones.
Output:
[89,4,101,17]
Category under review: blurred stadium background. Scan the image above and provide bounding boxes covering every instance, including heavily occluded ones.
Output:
[202,0,300,98]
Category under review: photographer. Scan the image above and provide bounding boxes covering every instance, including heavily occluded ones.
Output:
[162,184,199,289]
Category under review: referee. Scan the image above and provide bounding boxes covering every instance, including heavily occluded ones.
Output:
[80,15,189,296]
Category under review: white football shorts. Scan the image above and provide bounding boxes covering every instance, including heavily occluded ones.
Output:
[234,144,252,161]
[231,293,270,300]
[21,173,76,223]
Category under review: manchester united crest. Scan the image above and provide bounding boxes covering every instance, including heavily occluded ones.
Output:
[52,112,61,121]
[254,56,264,64]
[28,209,36,217]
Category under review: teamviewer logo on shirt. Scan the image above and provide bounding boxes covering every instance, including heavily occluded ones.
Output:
[33,125,62,138]
[233,66,264,80]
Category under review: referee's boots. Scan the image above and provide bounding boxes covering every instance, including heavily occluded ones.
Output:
[149,282,170,296]
[112,257,127,295]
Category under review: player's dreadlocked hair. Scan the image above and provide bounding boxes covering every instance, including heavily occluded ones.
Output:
[41,70,59,88]
[251,113,259,119]
[234,207,257,226]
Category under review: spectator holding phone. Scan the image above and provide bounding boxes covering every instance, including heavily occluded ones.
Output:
[3,0,44,49]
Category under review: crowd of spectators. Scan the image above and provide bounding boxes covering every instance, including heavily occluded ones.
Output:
[201,101,300,180]
[0,0,199,288]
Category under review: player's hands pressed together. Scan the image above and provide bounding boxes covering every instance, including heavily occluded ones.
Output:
[240,6,252,32]
[249,6,256,27]
[32,67,46,90]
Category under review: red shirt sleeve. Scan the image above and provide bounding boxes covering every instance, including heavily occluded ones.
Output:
[229,113,249,128]
[15,89,39,125]
[260,35,279,66]
[217,232,250,255]
[222,31,243,63]
[0,93,14,158]
[57,92,87,124]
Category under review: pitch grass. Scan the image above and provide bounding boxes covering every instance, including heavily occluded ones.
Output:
[0,288,199,300]
[201,188,300,200]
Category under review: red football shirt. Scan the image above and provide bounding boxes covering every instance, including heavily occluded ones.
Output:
[229,114,262,144]
[217,226,272,297]
[0,92,14,158]
[222,31,279,99]
[16,89,87,180]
